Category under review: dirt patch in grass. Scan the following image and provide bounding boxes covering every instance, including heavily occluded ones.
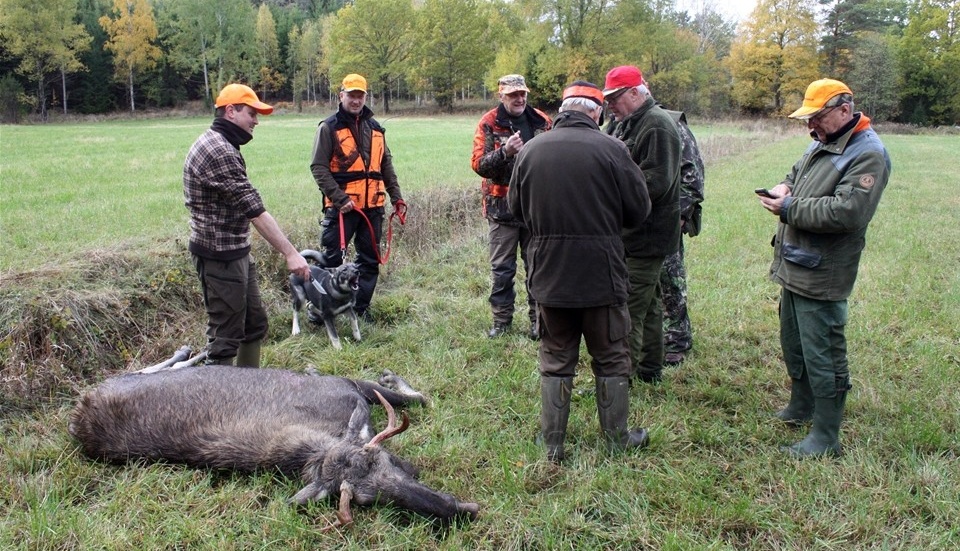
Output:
[0,188,481,414]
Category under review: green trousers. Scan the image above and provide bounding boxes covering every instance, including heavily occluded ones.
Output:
[779,288,849,398]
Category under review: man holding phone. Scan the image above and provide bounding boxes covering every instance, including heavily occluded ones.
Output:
[758,79,891,458]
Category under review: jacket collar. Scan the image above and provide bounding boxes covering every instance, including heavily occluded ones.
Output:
[336,103,374,125]
[495,103,548,131]
[552,110,600,130]
[619,96,656,125]
[814,112,872,153]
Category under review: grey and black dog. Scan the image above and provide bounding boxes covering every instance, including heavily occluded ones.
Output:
[290,250,361,349]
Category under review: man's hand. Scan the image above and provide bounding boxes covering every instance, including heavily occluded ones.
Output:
[502,131,523,157]
[759,184,792,215]
[287,252,311,281]
[393,199,407,219]
[339,200,355,213]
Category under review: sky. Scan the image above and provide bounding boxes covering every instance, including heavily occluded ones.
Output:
[676,0,759,22]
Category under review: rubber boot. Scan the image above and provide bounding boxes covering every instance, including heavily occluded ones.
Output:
[235,339,262,368]
[596,376,649,452]
[775,371,814,426]
[782,391,846,458]
[540,376,573,463]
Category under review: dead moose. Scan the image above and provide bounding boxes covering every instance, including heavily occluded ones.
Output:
[68,350,479,530]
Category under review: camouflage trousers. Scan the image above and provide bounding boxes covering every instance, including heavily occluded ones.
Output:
[659,239,692,354]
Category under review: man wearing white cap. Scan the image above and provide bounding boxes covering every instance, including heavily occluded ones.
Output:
[184,83,310,367]
[758,78,891,457]
[509,81,651,463]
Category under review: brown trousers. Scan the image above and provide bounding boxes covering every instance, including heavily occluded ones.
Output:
[538,303,632,378]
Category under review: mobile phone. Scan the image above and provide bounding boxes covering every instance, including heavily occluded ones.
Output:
[754,188,777,198]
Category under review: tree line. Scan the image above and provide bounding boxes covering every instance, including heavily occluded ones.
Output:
[0,0,957,125]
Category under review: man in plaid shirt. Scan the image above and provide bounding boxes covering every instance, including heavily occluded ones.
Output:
[184,84,310,367]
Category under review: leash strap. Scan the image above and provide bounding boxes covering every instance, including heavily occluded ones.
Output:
[337,204,406,265]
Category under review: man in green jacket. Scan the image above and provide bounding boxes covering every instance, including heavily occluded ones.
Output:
[759,78,891,458]
[603,65,682,384]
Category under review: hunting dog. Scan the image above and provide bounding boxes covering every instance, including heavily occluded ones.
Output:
[290,250,361,349]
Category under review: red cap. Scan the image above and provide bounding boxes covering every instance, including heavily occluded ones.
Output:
[603,66,643,97]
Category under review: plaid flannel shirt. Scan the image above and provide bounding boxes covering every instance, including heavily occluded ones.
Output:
[183,128,266,260]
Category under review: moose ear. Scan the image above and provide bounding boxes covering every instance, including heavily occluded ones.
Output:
[289,481,331,505]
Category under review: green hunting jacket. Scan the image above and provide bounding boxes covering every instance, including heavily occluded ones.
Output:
[610,97,682,259]
[770,113,891,301]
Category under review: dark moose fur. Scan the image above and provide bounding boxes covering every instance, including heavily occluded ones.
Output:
[68,364,479,527]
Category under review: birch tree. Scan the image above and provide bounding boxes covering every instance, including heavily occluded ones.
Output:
[99,0,161,112]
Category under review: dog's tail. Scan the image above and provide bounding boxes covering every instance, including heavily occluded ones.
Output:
[299,249,325,265]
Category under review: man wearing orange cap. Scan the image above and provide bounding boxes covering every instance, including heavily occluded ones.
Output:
[603,65,682,384]
[758,78,891,458]
[471,74,552,340]
[184,83,310,367]
[310,73,406,322]
[509,81,652,463]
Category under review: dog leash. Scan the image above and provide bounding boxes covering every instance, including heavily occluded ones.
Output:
[338,201,406,265]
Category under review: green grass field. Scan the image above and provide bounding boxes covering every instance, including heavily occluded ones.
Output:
[1,115,958,550]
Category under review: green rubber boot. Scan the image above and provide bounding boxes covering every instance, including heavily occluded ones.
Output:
[782,391,847,458]
[540,376,573,463]
[596,376,649,452]
[775,371,814,426]
[236,339,262,368]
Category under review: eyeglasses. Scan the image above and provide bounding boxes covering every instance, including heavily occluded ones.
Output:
[808,104,843,124]
[604,88,630,104]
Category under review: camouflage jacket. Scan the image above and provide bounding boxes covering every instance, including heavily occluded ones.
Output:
[665,110,705,237]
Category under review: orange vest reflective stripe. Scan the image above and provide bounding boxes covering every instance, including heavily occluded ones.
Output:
[326,125,387,209]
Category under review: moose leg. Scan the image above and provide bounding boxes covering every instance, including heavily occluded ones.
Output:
[135,345,192,374]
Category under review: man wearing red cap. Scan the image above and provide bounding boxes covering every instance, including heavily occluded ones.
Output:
[509,81,652,463]
[184,83,311,367]
[759,78,890,458]
[603,65,682,384]
[310,73,406,322]
[471,74,552,340]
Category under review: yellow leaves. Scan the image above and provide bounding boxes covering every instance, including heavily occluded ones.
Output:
[727,0,820,114]
[99,0,161,76]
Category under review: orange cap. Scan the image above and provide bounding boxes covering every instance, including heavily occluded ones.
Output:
[562,81,604,106]
[788,79,853,120]
[214,84,273,115]
[341,74,367,93]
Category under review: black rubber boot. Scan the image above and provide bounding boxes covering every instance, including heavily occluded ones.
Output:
[596,376,649,452]
[540,376,573,463]
[775,371,814,425]
[235,339,261,368]
[782,379,849,458]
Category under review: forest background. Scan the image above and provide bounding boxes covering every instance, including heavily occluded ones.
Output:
[1,0,958,126]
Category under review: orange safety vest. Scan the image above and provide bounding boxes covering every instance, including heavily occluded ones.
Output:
[326,124,387,209]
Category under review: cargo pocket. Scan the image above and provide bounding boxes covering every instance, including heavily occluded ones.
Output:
[205,267,247,314]
[782,243,821,269]
[608,303,631,343]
